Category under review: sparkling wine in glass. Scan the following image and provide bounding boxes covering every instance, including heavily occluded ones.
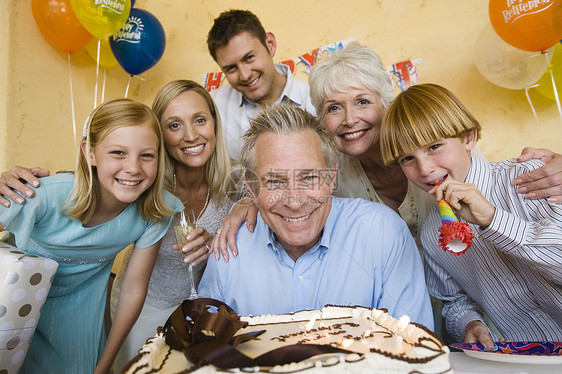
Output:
[173,208,198,299]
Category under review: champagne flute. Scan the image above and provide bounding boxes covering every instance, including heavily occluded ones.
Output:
[173,208,199,299]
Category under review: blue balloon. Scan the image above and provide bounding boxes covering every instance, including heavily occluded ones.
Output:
[110,8,165,76]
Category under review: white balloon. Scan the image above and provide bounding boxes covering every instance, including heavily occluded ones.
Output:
[473,24,553,90]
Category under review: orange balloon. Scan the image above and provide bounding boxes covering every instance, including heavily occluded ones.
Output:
[31,0,92,54]
[489,0,562,52]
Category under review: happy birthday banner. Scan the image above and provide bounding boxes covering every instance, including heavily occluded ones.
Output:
[202,39,422,92]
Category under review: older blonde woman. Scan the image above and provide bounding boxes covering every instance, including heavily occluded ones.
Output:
[309,42,562,245]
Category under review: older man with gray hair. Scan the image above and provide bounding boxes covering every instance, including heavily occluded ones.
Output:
[198,105,433,328]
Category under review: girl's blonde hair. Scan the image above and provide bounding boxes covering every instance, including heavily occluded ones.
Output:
[152,80,238,203]
[65,98,173,223]
[381,83,482,166]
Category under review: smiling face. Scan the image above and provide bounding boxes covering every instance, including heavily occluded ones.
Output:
[159,90,216,170]
[397,132,477,192]
[322,87,386,158]
[215,31,282,107]
[87,122,159,210]
[249,130,335,259]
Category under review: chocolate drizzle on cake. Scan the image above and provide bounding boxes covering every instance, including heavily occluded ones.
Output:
[124,302,452,374]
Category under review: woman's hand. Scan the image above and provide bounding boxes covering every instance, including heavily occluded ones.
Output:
[210,198,258,262]
[173,226,213,266]
[0,166,50,207]
[514,147,562,203]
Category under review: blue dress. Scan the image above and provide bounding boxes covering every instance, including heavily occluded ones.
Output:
[0,173,183,373]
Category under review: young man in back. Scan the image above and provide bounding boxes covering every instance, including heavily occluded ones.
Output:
[207,9,315,160]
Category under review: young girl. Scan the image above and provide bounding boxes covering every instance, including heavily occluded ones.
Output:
[110,80,244,371]
[380,83,562,347]
[0,99,183,373]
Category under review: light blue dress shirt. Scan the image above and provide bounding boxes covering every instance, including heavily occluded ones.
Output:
[199,196,433,329]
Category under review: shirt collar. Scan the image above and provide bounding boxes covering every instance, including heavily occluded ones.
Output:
[275,63,303,107]
[262,197,337,259]
[266,227,325,260]
[235,86,245,107]
[465,156,492,198]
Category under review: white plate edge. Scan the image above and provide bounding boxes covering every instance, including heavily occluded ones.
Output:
[463,349,562,364]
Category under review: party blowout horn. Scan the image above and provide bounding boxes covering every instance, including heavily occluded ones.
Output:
[437,199,474,256]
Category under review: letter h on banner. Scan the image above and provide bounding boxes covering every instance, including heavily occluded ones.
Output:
[203,72,224,92]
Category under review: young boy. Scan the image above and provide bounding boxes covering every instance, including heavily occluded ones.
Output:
[380,83,562,348]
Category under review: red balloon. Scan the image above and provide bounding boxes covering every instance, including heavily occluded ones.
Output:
[31,0,92,54]
[489,0,562,52]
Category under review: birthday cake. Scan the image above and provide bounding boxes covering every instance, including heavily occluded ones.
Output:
[123,299,451,374]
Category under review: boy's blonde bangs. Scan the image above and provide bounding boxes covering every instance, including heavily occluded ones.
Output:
[381,84,481,166]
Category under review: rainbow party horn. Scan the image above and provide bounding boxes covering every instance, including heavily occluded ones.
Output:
[437,195,474,256]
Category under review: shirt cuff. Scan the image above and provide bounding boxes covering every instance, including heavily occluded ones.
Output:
[456,310,485,341]
[460,317,498,342]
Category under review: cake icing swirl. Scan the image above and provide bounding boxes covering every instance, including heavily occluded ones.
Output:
[123,302,452,374]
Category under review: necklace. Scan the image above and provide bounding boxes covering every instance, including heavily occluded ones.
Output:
[173,172,210,222]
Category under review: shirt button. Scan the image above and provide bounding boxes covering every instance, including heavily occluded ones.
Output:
[298,276,304,282]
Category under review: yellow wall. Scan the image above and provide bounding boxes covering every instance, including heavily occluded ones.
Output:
[1,0,561,173]
[0,1,10,170]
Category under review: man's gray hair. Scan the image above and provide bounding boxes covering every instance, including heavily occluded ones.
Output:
[240,105,340,176]
[309,42,395,116]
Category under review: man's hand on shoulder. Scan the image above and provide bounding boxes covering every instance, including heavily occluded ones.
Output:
[0,166,50,207]
[513,147,562,203]
[209,198,257,262]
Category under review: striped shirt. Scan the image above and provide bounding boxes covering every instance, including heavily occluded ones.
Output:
[422,157,562,342]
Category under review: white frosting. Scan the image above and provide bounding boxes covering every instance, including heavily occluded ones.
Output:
[124,306,452,374]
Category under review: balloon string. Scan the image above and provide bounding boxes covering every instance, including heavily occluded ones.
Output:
[101,68,107,103]
[67,53,77,145]
[94,39,101,108]
[125,75,132,98]
[547,55,562,121]
[525,84,540,124]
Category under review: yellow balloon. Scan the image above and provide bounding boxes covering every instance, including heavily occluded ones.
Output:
[71,0,131,39]
[86,37,118,68]
[535,43,562,101]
